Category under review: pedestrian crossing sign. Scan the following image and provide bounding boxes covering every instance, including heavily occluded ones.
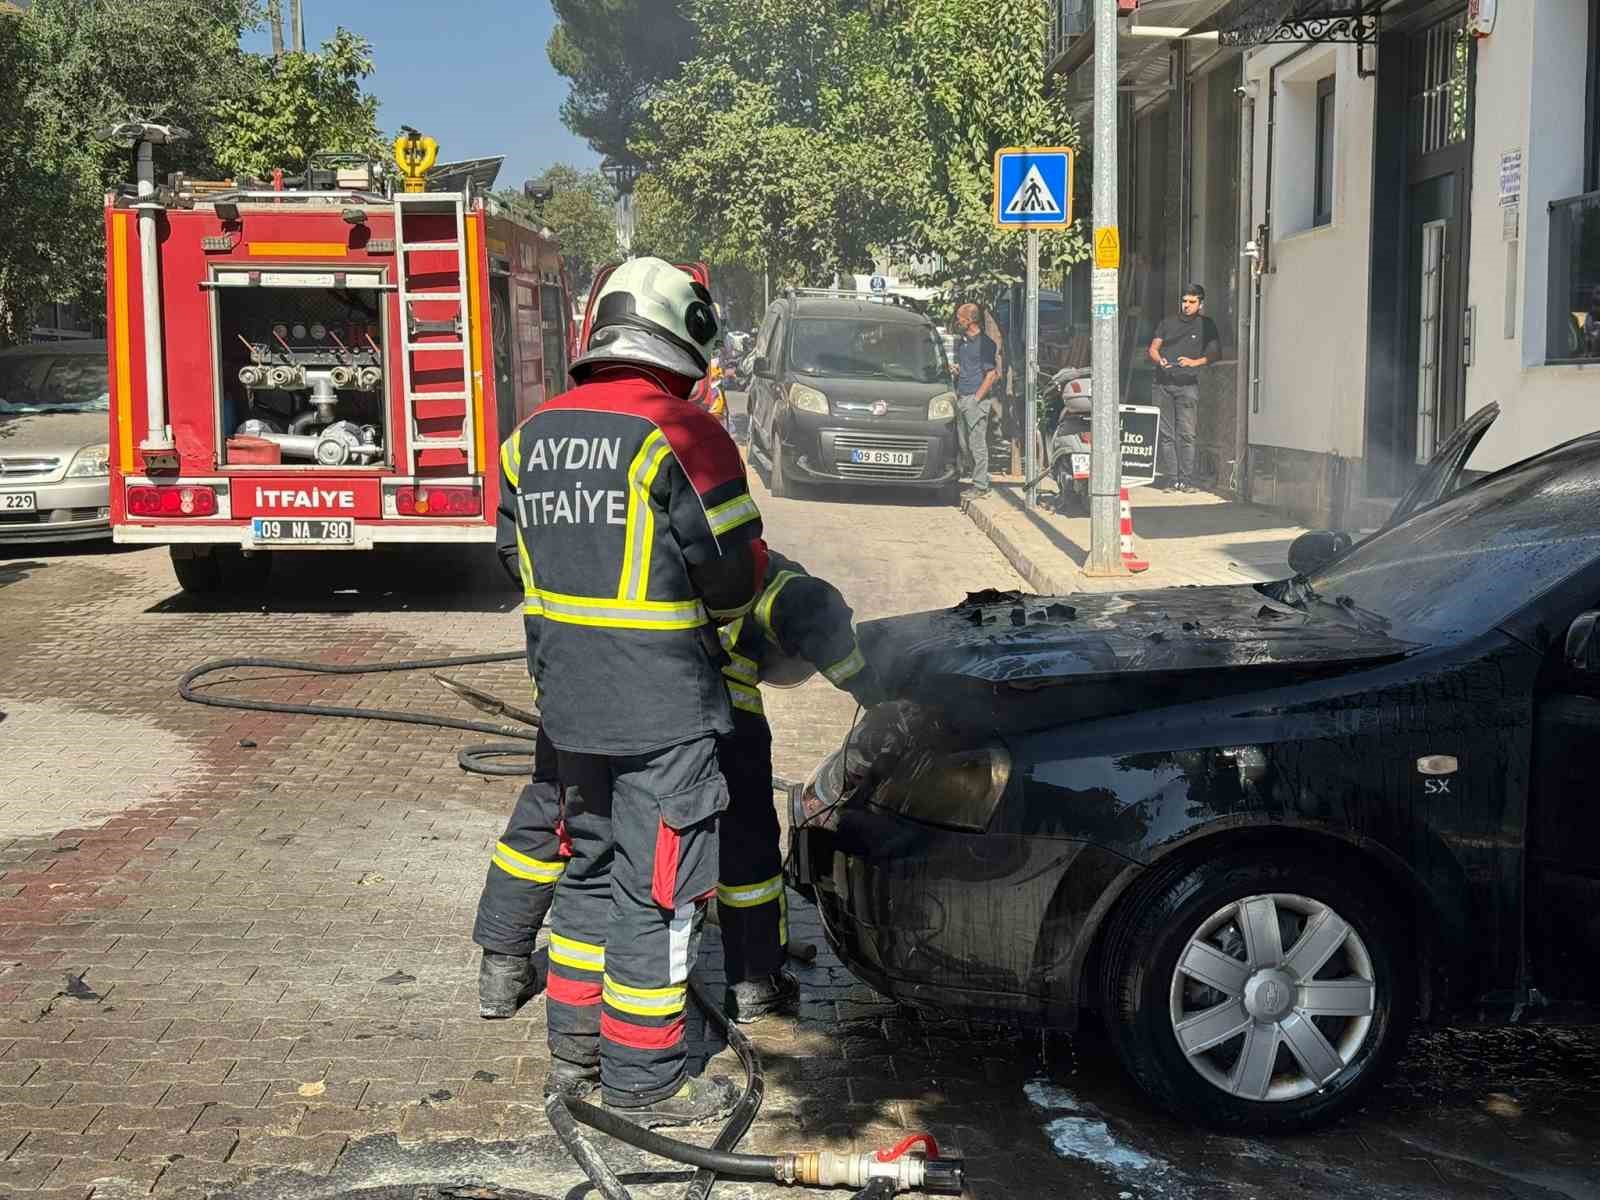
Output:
[994,146,1074,229]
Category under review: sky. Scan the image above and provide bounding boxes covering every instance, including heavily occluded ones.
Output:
[241,0,602,189]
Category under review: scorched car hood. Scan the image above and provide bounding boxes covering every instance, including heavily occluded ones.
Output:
[860,586,1423,695]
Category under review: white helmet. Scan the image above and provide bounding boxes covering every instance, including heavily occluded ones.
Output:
[571,258,719,382]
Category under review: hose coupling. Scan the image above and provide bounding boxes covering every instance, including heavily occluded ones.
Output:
[774,1149,964,1193]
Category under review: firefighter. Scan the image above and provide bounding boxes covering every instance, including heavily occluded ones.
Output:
[716,551,883,1022]
[490,257,764,1127]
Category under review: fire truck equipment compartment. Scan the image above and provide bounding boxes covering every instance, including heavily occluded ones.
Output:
[214,278,389,468]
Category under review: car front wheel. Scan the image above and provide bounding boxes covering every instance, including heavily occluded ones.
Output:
[1103,851,1412,1134]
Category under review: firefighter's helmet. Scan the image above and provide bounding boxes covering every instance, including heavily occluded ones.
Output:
[572,258,719,383]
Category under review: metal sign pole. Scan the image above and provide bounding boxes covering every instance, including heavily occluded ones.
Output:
[1086,0,1125,575]
[1024,231,1040,507]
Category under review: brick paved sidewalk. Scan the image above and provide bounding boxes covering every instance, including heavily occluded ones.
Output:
[964,480,1312,594]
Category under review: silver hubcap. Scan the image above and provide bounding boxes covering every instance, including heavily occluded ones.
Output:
[1168,892,1377,1102]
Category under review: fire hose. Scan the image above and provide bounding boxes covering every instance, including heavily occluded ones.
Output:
[178,653,964,1198]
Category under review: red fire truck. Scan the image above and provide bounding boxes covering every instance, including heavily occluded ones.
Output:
[105,125,573,592]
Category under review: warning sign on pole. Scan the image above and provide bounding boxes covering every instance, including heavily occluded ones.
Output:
[993,147,1075,229]
[1094,226,1121,269]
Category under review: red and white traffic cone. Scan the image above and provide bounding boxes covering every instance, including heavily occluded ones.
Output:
[1119,487,1150,573]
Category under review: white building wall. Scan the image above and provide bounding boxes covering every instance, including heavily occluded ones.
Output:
[1466,0,1598,471]
[1245,42,1375,461]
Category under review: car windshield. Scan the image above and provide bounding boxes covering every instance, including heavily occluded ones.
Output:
[0,355,111,415]
[1296,438,1600,640]
[790,319,945,382]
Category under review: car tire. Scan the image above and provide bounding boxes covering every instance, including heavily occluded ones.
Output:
[1102,850,1412,1134]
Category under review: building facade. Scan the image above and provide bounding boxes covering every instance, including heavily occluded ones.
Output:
[1050,0,1600,525]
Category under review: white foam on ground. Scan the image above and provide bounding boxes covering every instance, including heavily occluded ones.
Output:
[1024,1078,1166,1175]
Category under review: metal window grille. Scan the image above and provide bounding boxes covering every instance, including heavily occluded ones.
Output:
[1408,12,1469,157]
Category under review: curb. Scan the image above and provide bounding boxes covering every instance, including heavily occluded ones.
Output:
[961,492,1080,595]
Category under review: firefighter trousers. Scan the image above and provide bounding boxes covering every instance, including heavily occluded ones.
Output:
[472,728,564,957]
[545,734,729,1107]
[716,720,786,984]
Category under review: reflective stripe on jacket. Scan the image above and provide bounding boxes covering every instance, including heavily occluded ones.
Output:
[497,374,763,754]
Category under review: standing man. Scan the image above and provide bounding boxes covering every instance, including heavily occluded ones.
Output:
[498,257,764,1127]
[951,303,999,499]
[1148,284,1221,493]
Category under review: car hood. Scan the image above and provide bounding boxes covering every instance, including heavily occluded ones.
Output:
[860,585,1423,697]
[801,375,945,417]
[0,411,109,458]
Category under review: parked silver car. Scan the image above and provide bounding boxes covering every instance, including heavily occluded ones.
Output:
[0,341,112,543]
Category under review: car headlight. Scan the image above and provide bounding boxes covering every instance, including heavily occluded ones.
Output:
[928,391,957,421]
[870,745,1012,832]
[65,443,111,478]
[790,383,829,415]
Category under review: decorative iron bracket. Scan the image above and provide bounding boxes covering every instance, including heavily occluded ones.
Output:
[1219,11,1379,78]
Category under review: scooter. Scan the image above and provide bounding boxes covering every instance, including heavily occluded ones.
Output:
[1041,366,1094,515]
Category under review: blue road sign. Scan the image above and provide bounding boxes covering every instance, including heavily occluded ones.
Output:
[993,147,1075,229]
[869,273,887,291]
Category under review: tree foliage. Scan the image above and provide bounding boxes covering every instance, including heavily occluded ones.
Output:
[212,28,383,179]
[0,1,384,344]
[496,164,620,296]
[0,0,263,342]
[630,0,1085,302]
[546,0,697,166]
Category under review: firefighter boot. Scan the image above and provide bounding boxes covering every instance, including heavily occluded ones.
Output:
[604,1075,740,1129]
[725,968,800,1024]
[478,951,540,1019]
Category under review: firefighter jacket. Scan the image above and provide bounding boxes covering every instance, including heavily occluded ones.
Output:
[496,371,765,756]
[717,550,880,722]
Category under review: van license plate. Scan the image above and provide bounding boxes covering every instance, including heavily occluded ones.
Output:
[251,517,353,545]
[0,492,37,511]
[850,449,914,466]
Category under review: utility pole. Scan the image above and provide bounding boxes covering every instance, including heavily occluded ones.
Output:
[268,0,284,61]
[291,0,305,53]
[1085,0,1125,575]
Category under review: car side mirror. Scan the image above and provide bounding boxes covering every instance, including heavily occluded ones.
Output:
[752,354,770,377]
[1287,529,1353,577]
[1565,611,1600,672]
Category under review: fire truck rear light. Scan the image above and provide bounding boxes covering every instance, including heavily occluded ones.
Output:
[127,485,219,517]
[393,486,480,516]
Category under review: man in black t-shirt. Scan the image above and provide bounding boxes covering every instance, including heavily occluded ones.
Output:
[1148,283,1221,493]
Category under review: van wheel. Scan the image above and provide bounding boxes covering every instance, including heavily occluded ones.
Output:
[1102,850,1411,1134]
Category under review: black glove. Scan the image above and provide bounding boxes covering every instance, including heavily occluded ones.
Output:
[843,699,922,788]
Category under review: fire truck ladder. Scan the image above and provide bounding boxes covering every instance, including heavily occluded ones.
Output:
[394,192,476,475]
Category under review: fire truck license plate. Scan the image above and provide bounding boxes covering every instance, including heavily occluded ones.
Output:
[251,517,353,545]
[850,449,914,466]
[0,492,37,511]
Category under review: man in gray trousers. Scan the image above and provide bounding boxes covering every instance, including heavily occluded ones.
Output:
[951,303,999,499]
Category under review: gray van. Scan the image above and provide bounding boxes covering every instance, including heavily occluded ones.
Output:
[745,291,959,500]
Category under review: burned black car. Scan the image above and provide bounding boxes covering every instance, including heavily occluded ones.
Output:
[787,422,1600,1134]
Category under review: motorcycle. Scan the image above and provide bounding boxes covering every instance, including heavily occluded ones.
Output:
[1038,366,1094,515]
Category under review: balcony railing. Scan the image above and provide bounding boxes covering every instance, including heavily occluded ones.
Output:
[1547,189,1600,363]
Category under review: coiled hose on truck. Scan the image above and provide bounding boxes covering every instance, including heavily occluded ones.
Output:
[178,653,963,1198]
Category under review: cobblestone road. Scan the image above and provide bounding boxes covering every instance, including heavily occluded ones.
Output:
[1,420,1597,1200]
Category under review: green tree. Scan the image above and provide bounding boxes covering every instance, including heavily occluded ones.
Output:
[632,0,1085,301]
[211,28,383,178]
[497,164,620,295]
[0,0,262,342]
[546,0,697,166]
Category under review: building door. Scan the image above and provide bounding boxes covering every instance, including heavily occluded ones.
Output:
[1401,11,1472,468]
[1366,6,1474,495]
